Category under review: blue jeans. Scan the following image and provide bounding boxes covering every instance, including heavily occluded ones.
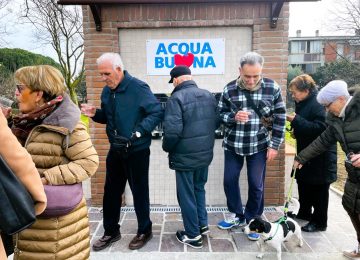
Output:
[176,167,208,238]
[223,149,267,223]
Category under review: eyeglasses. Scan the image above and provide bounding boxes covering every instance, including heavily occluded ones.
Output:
[16,84,26,93]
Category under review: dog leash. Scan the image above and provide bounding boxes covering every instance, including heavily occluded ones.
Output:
[284,167,297,216]
[264,167,298,242]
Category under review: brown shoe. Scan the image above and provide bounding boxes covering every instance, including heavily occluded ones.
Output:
[128,231,153,250]
[92,233,121,251]
[343,250,360,259]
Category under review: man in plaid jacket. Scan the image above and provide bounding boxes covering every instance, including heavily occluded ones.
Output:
[217,52,286,241]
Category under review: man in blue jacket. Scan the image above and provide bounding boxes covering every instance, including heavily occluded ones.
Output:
[81,52,163,251]
[162,66,218,249]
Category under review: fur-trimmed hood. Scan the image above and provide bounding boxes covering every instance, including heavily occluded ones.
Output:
[42,93,80,133]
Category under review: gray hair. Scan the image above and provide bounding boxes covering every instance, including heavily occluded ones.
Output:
[97,52,125,70]
[240,52,264,68]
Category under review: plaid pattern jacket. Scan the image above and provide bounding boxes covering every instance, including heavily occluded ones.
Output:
[218,77,286,156]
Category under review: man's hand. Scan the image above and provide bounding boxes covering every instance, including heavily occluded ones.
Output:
[267,148,278,162]
[80,103,96,117]
[235,110,252,123]
[293,160,303,169]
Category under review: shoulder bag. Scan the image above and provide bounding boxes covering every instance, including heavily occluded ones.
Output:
[39,183,83,218]
[243,90,274,131]
[0,155,36,235]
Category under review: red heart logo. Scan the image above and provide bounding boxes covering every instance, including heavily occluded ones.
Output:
[174,53,194,67]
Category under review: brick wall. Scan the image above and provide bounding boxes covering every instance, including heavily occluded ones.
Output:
[82,2,289,206]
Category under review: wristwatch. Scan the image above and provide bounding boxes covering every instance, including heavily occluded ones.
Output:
[135,131,141,138]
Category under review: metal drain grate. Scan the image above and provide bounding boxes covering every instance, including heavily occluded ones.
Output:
[119,206,278,213]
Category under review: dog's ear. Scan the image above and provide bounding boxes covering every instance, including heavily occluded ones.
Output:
[263,221,271,233]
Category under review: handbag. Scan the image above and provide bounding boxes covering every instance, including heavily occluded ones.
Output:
[39,183,83,218]
[0,155,36,235]
[243,90,275,131]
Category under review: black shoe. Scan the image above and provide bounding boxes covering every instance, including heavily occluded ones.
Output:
[200,226,210,235]
[301,222,327,232]
[92,233,121,251]
[176,230,203,249]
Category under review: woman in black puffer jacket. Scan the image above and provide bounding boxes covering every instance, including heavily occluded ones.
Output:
[286,74,337,232]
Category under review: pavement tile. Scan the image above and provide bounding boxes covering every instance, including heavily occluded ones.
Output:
[284,237,311,253]
[165,213,182,221]
[124,212,137,220]
[208,226,233,239]
[95,224,105,236]
[89,212,103,221]
[120,219,138,234]
[150,213,165,225]
[208,212,225,225]
[163,221,184,233]
[210,238,235,252]
[303,236,338,253]
[232,233,261,252]
[89,221,100,235]
[110,234,133,252]
[152,224,162,235]
[160,234,184,252]
[264,211,284,222]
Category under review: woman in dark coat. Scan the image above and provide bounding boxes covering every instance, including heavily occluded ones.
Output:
[286,74,337,232]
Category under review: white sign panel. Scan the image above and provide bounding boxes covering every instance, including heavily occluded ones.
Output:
[146,38,225,75]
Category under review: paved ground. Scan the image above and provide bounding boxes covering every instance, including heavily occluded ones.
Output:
[89,189,356,260]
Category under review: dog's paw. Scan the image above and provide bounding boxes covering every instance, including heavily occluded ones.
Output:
[299,239,303,247]
[256,253,264,259]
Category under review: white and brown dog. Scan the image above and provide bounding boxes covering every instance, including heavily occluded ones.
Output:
[244,198,303,260]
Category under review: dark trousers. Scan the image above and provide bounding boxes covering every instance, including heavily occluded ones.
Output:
[346,210,360,244]
[103,148,152,236]
[223,149,267,223]
[176,167,208,238]
[297,182,330,227]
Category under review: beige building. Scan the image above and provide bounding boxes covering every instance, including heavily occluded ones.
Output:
[58,0,318,206]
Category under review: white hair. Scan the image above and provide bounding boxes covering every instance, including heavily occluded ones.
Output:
[96,52,125,70]
[240,51,264,68]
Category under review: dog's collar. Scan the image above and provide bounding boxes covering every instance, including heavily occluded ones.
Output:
[264,217,287,242]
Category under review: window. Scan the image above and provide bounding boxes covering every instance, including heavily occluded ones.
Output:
[290,41,306,54]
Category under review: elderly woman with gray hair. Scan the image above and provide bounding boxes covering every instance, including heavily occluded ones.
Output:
[286,74,337,233]
[293,80,360,258]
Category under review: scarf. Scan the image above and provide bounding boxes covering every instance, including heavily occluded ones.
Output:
[12,96,63,145]
[236,77,262,91]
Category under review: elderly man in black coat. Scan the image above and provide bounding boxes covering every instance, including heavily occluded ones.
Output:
[162,66,218,249]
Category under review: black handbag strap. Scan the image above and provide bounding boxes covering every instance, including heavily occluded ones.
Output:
[243,90,263,118]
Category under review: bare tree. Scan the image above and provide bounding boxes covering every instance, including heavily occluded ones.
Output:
[22,0,84,104]
[330,0,360,35]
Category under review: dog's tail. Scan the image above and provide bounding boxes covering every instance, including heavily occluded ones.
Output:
[289,198,300,216]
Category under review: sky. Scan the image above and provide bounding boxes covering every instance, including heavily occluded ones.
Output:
[0,0,353,61]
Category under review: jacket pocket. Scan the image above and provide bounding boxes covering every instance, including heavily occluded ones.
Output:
[342,180,358,213]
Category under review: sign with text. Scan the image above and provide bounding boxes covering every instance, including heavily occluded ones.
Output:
[146,38,225,75]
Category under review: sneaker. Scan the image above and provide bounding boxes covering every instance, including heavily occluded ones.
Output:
[217,216,246,230]
[200,226,210,235]
[176,230,203,249]
[343,249,360,259]
[247,233,260,241]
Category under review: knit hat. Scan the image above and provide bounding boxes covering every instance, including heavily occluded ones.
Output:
[317,80,349,105]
